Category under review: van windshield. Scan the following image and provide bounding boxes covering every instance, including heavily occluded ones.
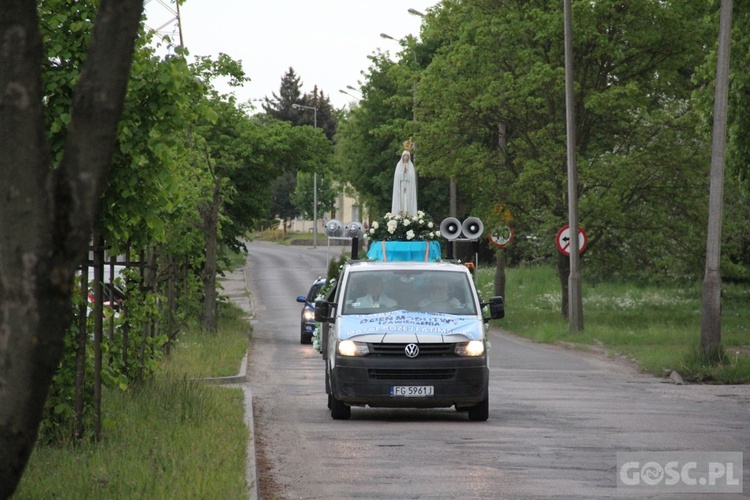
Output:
[341,270,477,316]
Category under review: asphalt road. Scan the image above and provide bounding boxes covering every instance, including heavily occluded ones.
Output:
[242,241,749,499]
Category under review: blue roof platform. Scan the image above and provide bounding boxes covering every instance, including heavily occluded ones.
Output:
[366,240,441,262]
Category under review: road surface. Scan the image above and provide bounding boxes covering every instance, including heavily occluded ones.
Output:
[243,241,749,499]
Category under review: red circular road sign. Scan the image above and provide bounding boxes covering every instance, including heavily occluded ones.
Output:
[489,225,514,248]
[556,225,588,256]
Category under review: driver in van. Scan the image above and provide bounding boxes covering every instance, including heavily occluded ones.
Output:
[355,277,397,308]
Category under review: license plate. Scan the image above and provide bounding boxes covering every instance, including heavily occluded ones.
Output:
[391,386,434,397]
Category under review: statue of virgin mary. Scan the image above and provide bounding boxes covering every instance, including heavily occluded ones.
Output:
[391,148,417,216]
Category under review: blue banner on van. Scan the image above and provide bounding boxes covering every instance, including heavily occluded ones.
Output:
[366,241,441,262]
[339,310,481,340]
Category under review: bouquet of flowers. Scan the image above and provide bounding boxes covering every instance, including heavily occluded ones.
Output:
[367,211,441,242]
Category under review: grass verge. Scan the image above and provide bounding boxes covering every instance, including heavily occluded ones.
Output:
[477,265,750,383]
[15,304,251,498]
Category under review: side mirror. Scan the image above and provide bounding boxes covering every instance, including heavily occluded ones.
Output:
[314,300,331,323]
[483,296,504,320]
[296,295,306,303]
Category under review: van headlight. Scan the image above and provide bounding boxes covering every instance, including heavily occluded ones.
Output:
[338,340,370,357]
[302,309,315,321]
[455,340,484,357]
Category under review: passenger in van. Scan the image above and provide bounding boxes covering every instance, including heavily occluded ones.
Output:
[419,280,464,312]
[354,277,397,308]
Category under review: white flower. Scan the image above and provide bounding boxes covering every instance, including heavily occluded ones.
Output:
[436,230,442,238]
[369,228,375,234]
[406,230,415,240]
[419,219,425,225]
[372,221,379,229]
[396,215,402,221]
[417,210,425,218]
[384,213,392,218]
[403,218,411,226]
[387,220,398,234]
[428,221,434,228]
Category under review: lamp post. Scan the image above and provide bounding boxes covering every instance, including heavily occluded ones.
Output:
[292,103,319,248]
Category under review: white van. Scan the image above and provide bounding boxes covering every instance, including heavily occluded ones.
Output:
[315,260,504,421]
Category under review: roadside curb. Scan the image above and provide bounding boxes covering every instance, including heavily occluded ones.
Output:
[214,266,260,500]
[201,351,249,386]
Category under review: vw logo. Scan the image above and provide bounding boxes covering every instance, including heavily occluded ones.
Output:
[404,343,419,358]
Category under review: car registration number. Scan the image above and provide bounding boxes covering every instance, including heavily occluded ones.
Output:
[391,386,434,397]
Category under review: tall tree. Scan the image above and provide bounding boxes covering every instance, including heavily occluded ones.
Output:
[298,85,337,140]
[262,69,338,221]
[262,66,303,122]
[334,51,449,220]
[692,2,750,283]
[415,0,712,309]
[0,0,143,496]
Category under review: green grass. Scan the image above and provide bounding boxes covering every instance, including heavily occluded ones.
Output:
[15,304,251,499]
[162,305,251,378]
[478,265,750,383]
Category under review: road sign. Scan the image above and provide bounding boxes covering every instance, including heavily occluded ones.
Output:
[489,225,514,248]
[556,225,588,256]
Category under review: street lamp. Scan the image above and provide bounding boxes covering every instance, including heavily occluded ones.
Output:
[291,103,319,248]
[408,8,424,17]
[340,85,362,100]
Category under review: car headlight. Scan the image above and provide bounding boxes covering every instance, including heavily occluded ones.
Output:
[338,340,370,357]
[302,309,315,321]
[455,340,484,357]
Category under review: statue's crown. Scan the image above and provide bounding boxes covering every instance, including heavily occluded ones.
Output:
[402,137,414,151]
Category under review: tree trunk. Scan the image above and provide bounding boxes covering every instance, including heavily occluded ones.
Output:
[201,176,221,332]
[0,2,143,495]
[493,251,506,301]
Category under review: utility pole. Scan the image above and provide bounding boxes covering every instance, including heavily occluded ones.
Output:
[564,0,583,332]
[292,103,319,248]
[144,0,184,47]
[701,0,733,359]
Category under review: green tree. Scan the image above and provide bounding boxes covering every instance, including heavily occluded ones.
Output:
[291,171,337,218]
[0,0,143,495]
[334,51,448,220]
[262,66,303,121]
[262,68,339,221]
[693,2,750,283]
[414,0,713,312]
[298,85,337,141]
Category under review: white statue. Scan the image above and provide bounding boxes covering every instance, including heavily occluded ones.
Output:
[391,149,417,216]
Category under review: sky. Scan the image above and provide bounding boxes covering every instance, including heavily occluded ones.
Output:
[144,0,439,110]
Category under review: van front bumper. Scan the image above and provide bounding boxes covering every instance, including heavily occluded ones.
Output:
[331,354,488,408]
